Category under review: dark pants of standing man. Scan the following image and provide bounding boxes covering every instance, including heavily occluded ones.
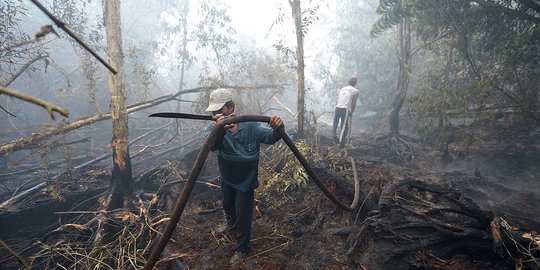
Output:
[333,107,349,146]
[221,183,254,253]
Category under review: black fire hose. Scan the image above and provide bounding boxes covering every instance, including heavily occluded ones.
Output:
[143,113,360,270]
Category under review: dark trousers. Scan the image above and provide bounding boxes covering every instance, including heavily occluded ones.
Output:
[333,107,349,146]
[221,183,254,253]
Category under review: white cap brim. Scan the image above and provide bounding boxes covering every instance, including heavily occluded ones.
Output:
[205,102,226,112]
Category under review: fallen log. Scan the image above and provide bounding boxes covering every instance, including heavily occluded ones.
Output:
[0,182,47,211]
[2,154,89,177]
[0,86,210,155]
[73,123,174,171]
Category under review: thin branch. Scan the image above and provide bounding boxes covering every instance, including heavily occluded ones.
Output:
[0,105,16,117]
[130,124,178,159]
[29,0,117,74]
[2,54,48,87]
[272,96,297,118]
[411,32,451,57]
[0,38,41,53]
[73,123,173,170]
[0,86,69,119]
[0,239,30,270]
[491,83,540,126]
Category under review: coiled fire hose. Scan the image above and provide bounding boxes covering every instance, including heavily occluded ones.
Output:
[143,113,360,270]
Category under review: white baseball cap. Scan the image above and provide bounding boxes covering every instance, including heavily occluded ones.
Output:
[205,88,233,112]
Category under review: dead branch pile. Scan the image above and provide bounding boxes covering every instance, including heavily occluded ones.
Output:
[346,177,540,270]
[0,160,194,269]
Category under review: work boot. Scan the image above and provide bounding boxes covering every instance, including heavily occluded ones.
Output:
[215,224,236,238]
[229,251,248,265]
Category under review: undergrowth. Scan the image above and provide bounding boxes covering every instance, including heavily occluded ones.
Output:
[257,139,349,209]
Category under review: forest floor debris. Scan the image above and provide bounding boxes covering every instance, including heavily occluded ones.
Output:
[0,132,539,269]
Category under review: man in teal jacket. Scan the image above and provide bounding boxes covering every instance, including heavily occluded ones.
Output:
[203,88,283,264]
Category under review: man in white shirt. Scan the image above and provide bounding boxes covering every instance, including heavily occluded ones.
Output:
[333,76,359,148]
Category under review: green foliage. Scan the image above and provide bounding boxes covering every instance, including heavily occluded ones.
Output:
[371,0,433,37]
[0,0,32,78]
[258,139,348,209]
[192,48,294,115]
[371,0,406,37]
[300,5,320,37]
[259,140,309,196]
[269,0,320,58]
[126,44,156,102]
[194,0,236,63]
[157,0,236,89]
[50,0,89,35]
[0,0,29,46]
[406,0,540,142]
[80,52,101,112]
[408,48,475,121]
[273,43,296,58]
[313,0,396,114]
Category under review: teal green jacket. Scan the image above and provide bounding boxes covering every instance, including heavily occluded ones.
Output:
[204,121,281,192]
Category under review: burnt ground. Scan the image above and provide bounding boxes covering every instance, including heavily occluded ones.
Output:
[155,140,380,270]
[149,127,540,270]
[0,122,539,270]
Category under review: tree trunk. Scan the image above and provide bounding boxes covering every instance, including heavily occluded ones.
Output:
[437,47,454,149]
[290,0,306,137]
[104,0,133,210]
[389,17,411,136]
[174,0,190,154]
[175,0,189,112]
